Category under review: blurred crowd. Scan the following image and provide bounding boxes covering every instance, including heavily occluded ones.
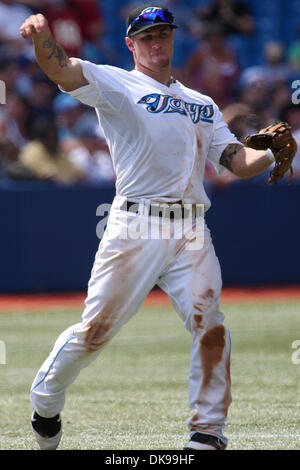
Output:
[0,0,300,189]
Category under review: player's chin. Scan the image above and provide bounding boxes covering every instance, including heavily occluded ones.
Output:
[150,56,171,70]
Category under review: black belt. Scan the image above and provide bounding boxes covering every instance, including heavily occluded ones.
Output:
[120,200,194,219]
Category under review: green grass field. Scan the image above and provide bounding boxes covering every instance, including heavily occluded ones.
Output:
[0,300,299,450]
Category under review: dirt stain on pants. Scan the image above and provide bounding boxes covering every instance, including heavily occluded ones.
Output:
[200,324,226,391]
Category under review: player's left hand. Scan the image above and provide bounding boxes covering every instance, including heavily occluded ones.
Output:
[245,122,297,184]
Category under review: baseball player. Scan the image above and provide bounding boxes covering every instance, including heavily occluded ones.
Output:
[20,4,294,451]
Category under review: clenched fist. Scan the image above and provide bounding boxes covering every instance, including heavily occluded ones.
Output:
[20,13,49,40]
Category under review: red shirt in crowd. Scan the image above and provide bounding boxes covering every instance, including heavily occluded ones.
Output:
[44,0,103,57]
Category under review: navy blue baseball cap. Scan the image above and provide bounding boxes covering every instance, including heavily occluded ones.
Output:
[126,4,178,37]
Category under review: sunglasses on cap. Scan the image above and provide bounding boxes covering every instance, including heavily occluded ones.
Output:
[127,9,175,36]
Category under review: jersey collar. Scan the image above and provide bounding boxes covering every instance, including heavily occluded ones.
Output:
[130,69,179,89]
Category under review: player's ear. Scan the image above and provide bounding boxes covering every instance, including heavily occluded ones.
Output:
[125,36,135,53]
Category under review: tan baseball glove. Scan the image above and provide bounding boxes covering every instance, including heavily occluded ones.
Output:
[245,122,297,184]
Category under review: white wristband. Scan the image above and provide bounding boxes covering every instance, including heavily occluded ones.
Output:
[266,148,275,162]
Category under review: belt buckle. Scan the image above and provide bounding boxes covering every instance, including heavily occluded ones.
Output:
[151,201,184,219]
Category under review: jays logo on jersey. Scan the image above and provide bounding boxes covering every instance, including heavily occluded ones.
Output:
[137,93,214,124]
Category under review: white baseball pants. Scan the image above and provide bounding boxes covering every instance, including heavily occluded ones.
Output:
[30,196,231,445]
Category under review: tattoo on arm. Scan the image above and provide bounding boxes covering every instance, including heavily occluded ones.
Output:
[42,36,68,68]
[219,143,244,171]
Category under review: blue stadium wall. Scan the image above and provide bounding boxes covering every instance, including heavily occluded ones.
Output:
[100,0,300,69]
[0,180,299,293]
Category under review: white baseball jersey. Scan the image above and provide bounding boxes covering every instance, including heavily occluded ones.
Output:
[62,59,240,210]
[32,60,235,446]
